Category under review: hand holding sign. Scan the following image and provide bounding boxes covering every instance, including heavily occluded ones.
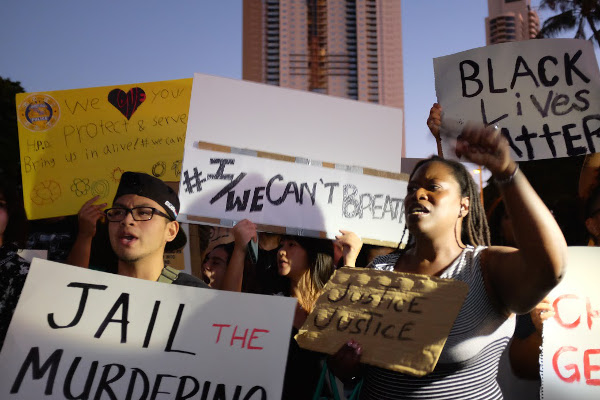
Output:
[335,230,363,268]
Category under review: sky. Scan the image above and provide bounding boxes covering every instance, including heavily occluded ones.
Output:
[0,0,596,164]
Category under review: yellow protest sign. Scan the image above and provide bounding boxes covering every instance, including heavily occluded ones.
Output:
[16,78,192,219]
[295,268,469,376]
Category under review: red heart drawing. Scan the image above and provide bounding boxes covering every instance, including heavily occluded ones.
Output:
[108,87,146,120]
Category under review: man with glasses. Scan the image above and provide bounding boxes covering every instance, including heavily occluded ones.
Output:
[69,172,209,287]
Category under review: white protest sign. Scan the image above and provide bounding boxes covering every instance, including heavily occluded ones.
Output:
[541,247,600,400]
[0,259,296,400]
[178,144,408,245]
[434,39,600,161]
[185,73,404,174]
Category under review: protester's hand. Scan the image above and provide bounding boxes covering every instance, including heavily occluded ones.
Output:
[78,196,106,239]
[530,298,554,333]
[232,219,257,250]
[335,230,363,267]
[427,103,442,140]
[455,123,517,179]
[327,340,363,383]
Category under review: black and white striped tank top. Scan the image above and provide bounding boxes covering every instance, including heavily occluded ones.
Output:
[361,246,515,400]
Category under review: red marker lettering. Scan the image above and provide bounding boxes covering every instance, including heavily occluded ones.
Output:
[584,349,600,386]
[212,324,230,344]
[553,295,581,329]
[247,329,270,350]
[553,346,580,383]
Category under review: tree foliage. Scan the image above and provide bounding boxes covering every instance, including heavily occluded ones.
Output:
[0,77,25,179]
[537,0,600,47]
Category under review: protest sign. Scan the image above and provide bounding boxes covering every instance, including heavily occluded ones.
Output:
[295,267,468,376]
[178,143,408,245]
[185,73,404,174]
[434,39,600,161]
[0,259,296,399]
[541,247,600,400]
[17,78,192,220]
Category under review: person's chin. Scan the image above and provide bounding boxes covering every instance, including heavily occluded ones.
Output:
[278,265,289,276]
[115,249,141,263]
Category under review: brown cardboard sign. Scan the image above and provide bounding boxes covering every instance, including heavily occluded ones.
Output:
[295,267,469,376]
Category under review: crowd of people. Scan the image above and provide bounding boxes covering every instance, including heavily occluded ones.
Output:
[0,105,599,399]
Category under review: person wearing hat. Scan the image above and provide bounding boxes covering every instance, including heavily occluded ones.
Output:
[67,172,209,288]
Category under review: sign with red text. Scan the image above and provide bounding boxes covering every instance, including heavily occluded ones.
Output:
[434,39,600,161]
[16,78,192,220]
[178,144,408,245]
[295,268,469,376]
[541,247,600,400]
[0,259,296,399]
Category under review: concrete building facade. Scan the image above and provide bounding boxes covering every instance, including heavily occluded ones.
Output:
[243,0,405,154]
[486,0,540,45]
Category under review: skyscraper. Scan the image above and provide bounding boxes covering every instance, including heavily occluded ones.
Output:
[243,0,404,155]
[486,0,540,45]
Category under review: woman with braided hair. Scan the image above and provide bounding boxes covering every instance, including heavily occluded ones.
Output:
[330,116,567,399]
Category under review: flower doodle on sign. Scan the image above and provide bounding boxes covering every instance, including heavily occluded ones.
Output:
[152,161,166,177]
[107,87,146,120]
[30,181,61,205]
[71,178,91,197]
[111,167,125,183]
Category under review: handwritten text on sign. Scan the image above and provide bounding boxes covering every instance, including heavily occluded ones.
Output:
[178,146,408,244]
[16,78,192,220]
[434,39,600,161]
[541,247,600,400]
[295,268,468,376]
[0,259,296,400]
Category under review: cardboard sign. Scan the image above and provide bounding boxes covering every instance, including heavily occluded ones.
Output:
[434,39,600,161]
[541,247,600,400]
[17,78,192,220]
[295,267,469,376]
[185,73,404,174]
[178,144,408,245]
[0,259,296,399]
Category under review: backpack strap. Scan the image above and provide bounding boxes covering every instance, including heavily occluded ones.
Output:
[157,265,181,284]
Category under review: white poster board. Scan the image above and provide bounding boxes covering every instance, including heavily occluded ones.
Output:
[434,39,600,161]
[178,145,408,245]
[541,247,600,400]
[0,259,296,399]
[185,73,404,174]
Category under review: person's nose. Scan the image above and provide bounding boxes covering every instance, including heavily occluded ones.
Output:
[415,187,428,200]
[121,211,136,225]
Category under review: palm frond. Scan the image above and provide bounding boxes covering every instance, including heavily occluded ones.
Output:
[538,11,578,38]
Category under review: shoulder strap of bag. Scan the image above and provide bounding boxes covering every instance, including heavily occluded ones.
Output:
[157,266,180,284]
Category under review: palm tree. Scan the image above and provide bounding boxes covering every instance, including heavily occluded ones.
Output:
[537,0,600,48]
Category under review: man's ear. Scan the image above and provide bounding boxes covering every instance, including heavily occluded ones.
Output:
[460,197,470,217]
[165,221,179,243]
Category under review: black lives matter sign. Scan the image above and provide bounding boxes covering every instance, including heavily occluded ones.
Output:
[434,39,600,161]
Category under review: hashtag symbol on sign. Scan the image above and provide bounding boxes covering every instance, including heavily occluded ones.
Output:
[182,168,205,194]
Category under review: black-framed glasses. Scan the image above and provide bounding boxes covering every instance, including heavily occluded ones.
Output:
[104,207,172,222]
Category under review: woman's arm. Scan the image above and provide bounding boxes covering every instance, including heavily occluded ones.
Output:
[456,125,567,314]
[220,219,257,292]
[427,103,444,157]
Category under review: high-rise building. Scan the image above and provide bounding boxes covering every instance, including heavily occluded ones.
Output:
[243,0,404,155]
[486,0,540,45]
